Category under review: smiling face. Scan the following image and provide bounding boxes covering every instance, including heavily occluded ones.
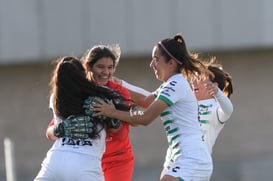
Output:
[150,46,176,82]
[88,57,115,86]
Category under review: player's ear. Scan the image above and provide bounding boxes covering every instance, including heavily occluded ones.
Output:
[169,59,176,65]
[169,59,178,71]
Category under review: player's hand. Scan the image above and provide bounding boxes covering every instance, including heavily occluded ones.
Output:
[91,98,116,118]
[53,115,95,139]
[85,96,121,129]
[204,80,218,97]
[91,98,122,129]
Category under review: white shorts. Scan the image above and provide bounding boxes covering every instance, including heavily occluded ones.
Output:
[161,150,213,181]
[34,149,104,181]
[161,164,212,181]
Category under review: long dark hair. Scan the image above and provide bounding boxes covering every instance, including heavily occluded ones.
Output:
[157,34,206,80]
[49,56,130,137]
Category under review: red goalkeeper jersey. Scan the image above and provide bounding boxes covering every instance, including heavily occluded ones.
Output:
[102,81,134,181]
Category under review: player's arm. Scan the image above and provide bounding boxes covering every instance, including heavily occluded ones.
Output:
[92,98,167,126]
[47,115,97,140]
[46,119,58,141]
[204,80,233,123]
[121,80,155,108]
[121,80,151,96]
[214,88,234,123]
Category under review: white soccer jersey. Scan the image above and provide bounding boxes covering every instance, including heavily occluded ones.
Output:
[198,89,233,154]
[154,74,212,180]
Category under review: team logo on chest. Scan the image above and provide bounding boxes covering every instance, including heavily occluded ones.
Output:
[61,137,93,146]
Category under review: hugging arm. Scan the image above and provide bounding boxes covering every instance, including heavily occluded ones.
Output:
[47,115,96,140]
[92,98,167,126]
[121,80,155,108]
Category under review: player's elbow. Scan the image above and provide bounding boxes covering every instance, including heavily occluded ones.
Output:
[227,104,234,115]
[141,122,150,126]
[139,118,153,126]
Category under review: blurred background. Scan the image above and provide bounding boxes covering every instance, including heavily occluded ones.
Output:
[0,0,273,180]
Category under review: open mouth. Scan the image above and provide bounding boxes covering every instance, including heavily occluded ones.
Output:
[100,76,108,80]
[193,88,199,93]
[96,75,110,85]
[98,74,109,80]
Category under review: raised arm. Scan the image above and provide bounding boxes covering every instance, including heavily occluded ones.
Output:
[214,89,234,123]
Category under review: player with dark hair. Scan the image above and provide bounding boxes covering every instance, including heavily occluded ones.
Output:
[191,57,234,153]
[45,45,136,181]
[34,56,129,181]
[92,34,213,181]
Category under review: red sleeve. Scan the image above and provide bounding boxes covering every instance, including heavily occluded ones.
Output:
[46,118,55,140]
[107,81,131,104]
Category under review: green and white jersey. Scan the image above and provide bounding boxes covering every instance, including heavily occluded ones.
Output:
[154,74,209,170]
[198,89,233,154]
